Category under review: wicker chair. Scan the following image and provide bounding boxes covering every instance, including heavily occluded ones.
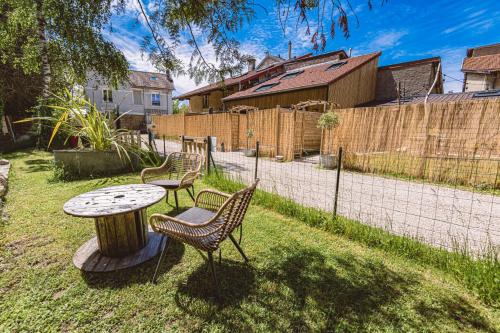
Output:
[141,152,203,210]
[149,179,259,296]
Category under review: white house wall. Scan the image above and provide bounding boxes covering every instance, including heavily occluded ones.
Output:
[84,74,173,115]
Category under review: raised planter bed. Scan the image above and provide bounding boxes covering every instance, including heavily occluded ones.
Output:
[0,159,10,198]
[53,150,139,178]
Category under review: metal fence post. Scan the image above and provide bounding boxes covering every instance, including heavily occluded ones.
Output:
[333,146,343,218]
[206,136,212,174]
[148,130,153,146]
[162,135,166,157]
[255,141,260,180]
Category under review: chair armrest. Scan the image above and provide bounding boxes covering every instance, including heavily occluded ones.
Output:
[149,213,218,236]
[180,170,199,186]
[195,189,231,211]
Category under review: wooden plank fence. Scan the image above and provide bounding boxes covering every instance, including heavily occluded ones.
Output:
[152,108,321,160]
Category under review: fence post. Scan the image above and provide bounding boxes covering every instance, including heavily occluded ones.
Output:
[333,146,343,218]
[255,141,260,180]
[206,136,211,174]
[162,135,166,157]
[148,130,153,146]
[181,135,185,152]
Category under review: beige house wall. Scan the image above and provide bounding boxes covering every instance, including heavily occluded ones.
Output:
[464,72,499,92]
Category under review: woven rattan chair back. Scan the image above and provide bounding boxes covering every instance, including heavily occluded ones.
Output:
[216,180,258,244]
[167,152,203,180]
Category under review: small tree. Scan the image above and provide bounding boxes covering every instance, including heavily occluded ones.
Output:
[317,111,340,159]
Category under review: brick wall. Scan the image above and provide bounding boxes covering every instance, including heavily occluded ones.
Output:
[375,62,438,102]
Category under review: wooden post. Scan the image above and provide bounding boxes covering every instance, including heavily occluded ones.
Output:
[275,107,280,157]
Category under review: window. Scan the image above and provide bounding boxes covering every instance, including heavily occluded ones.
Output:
[325,61,347,71]
[102,89,113,102]
[254,82,279,92]
[133,90,143,105]
[150,75,157,81]
[151,92,161,106]
[281,70,304,80]
[203,95,209,108]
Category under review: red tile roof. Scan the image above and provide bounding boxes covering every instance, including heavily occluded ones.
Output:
[223,52,381,101]
[462,54,500,72]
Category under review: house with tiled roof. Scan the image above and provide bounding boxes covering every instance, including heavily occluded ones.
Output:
[84,70,174,131]
[176,49,348,113]
[223,52,380,109]
[375,57,443,103]
[462,43,500,92]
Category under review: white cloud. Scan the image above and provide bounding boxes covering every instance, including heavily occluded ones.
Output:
[368,30,408,50]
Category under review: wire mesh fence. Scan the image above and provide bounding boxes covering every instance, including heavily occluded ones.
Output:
[150,99,500,257]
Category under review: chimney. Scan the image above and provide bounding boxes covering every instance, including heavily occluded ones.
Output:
[288,41,292,60]
[247,57,256,72]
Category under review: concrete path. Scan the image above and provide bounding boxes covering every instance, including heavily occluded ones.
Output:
[149,137,499,256]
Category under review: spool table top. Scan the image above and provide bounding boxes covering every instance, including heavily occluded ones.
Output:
[63,184,166,218]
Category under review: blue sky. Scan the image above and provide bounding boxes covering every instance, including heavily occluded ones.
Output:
[107,0,500,94]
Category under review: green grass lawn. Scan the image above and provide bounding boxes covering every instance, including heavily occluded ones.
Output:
[0,151,499,332]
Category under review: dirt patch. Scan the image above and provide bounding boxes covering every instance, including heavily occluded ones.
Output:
[4,235,55,258]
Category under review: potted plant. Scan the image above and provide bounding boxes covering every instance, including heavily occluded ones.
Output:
[19,89,140,178]
[243,128,256,157]
[317,111,340,169]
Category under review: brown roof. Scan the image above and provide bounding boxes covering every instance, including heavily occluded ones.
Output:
[175,50,348,99]
[175,70,262,99]
[365,90,500,106]
[128,70,174,90]
[462,54,500,72]
[223,52,381,101]
[378,57,440,70]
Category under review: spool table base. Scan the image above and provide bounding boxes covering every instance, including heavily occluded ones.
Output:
[73,231,167,272]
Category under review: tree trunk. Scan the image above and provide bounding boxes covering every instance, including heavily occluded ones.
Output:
[36,0,51,99]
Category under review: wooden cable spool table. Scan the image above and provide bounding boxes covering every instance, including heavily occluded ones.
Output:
[64,184,166,272]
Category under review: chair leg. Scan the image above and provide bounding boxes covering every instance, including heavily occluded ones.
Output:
[207,251,220,299]
[186,187,195,201]
[152,236,171,284]
[174,191,179,211]
[229,234,249,262]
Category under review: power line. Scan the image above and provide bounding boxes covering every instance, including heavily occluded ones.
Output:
[443,73,466,84]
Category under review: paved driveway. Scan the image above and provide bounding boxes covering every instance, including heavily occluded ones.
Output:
[149,137,499,256]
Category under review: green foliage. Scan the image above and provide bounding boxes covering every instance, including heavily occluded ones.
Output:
[172,99,189,114]
[0,0,128,86]
[317,111,340,130]
[204,172,500,306]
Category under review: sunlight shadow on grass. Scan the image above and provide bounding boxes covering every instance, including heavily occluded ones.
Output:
[171,243,496,332]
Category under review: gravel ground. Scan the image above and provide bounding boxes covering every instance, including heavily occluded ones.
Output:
[149,137,500,256]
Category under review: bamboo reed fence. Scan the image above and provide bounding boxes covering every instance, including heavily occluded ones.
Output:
[322,99,500,186]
